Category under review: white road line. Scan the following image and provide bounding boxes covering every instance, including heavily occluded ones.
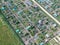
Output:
[53,38,59,43]
[32,0,60,25]
[56,36,60,41]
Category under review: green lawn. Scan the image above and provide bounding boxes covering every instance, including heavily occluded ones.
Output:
[45,42,50,45]
[0,14,24,45]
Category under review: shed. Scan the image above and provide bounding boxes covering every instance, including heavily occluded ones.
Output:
[40,42,44,45]
[1,7,5,10]
[16,29,19,32]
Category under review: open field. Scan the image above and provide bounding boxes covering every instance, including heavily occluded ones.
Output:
[0,13,24,45]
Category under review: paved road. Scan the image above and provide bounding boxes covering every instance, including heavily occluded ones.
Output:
[32,0,60,25]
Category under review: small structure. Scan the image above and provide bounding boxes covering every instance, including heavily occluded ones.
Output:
[45,34,50,38]
[38,0,45,3]
[38,20,42,24]
[52,23,57,28]
[40,42,44,45]
[25,0,32,6]
[16,29,19,33]
[13,6,17,11]
[19,31,21,34]
[26,26,31,30]
[17,10,23,14]
[53,13,58,17]
[45,5,48,9]
[1,7,5,10]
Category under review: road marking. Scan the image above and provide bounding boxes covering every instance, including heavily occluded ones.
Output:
[32,0,60,25]
[56,36,60,41]
[53,38,59,43]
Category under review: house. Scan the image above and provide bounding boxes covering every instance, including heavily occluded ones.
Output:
[40,42,44,45]
[45,34,50,38]
[13,6,17,11]
[26,26,31,30]
[53,13,58,17]
[52,23,57,28]
[25,0,32,6]
[17,10,23,14]
[1,6,5,10]
[16,29,19,33]
[38,0,45,3]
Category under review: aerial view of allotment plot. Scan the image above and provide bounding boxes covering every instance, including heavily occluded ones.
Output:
[0,0,60,45]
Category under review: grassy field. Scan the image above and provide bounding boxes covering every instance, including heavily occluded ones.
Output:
[0,13,24,45]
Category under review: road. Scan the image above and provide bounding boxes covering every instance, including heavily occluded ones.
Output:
[32,0,60,25]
